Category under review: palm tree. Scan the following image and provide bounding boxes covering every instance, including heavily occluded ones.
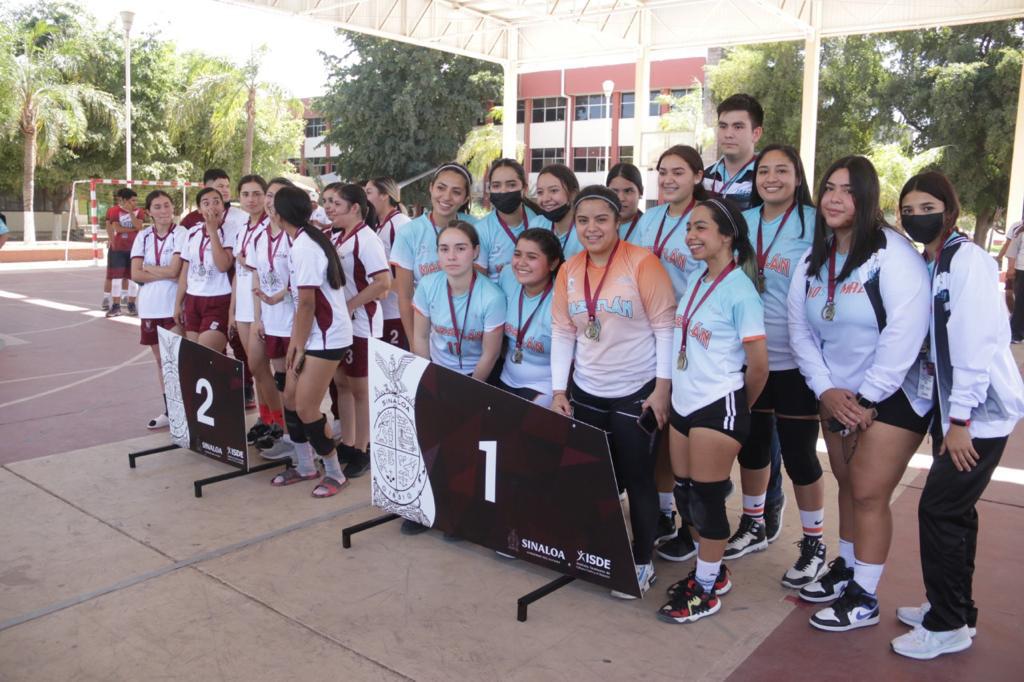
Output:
[0,21,120,243]
[457,106,524,183]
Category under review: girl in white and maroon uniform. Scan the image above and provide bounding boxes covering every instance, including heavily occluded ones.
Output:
[270,186,353,499]
[130,190,186,430]
[324,182,392,478]
[245,178,296,458]
[365,176,411,349]
[174,187,238,352]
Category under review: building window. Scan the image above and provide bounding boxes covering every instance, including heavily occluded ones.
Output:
[651,89,690,116]
[572,146,608,173]
[621,92,635,119]
[531,97,566,123]
[517,100,526,124]
[618,146,634,166]
[305,117,325,137]
[530,147,564,172]
[305,157,333,176]
[574,94,610,121]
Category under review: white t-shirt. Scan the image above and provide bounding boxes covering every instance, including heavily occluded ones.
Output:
[130,225,186,319]
[376,209,412,320]
[331,224,390,339]
[248,227,295,338]
[177,223,238,297]
[1009,225,1024,271]
[232,214,269,322]
[288,229,353,351]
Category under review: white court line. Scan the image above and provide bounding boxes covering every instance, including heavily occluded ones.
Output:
[0,348,150,409]
[0,290,26,299]
[0,361,151,385]
[22,298,87,312]
[82,310,141,326]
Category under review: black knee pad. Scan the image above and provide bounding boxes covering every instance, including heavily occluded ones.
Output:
[777,418,823,486]
[737,411,773,470]
[673,478,693,526]
[284,408,307,443]
[689,480,732,541]
[274,371,286,393]
[302,415,334,457]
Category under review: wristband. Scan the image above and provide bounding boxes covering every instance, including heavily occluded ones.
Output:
[950,417,971,427]
[855,394,877,409]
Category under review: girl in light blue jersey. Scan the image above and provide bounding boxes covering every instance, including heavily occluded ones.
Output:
[636,145,707,300]
[391,162,478,342]
[477,158,551,282]
[412,221,506,379]
[608,162,645,244]
[494,228,564,408]
[536,164,584,259]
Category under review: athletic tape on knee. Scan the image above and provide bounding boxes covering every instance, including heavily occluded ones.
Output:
[274,371,286,393]
[737,411,774,470]
[302,415,334,457]
[777,418,823,486]
[673,477,693,526]
[284,409,307,443]
[689,480,732,540]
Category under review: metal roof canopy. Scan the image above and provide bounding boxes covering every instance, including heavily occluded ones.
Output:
[220,0,1024,224]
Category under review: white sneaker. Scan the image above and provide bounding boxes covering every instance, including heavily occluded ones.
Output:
[896,602,976,638]
[147,414,170,429]
[611,562,655,600]
[259,436,294,461]
[891,625,972,660]
[781,537,827,588]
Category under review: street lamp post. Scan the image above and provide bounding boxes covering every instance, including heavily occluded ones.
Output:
[120,10,134,182]
[602,79,615,175]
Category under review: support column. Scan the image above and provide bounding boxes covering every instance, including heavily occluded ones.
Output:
[799,0,822,187]
[502,29,519,160]
[1008,58,1024,228]
[633,8,652,183]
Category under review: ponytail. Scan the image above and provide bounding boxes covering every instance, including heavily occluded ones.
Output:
[274,186,346,289]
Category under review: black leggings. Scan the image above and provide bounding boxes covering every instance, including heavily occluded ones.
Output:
[569,378,659,564]
[738,412,822,486]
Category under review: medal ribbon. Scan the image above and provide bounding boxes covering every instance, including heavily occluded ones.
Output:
[447,271,478,368]
[825,240,839,311]
[240,213,266,258]
[152,226,173,266]
[266,227,285,272]
[583,240,620,329]
[515,281,553,353]
[497,210,527,245]
[332,221,367,249]
[756,202,796,281]
[714,156,757,195]
[678,261,737,358]
[652,200,695,258]
[621,213,641,242]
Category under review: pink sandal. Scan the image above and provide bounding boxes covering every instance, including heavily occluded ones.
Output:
[312,476,348,498]
[271,468,319,487]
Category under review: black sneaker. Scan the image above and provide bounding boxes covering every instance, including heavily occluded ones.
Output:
[247,421,271,445]
[343,448,371,479]
[655,510,678,545]
[799,557,853,603]
[658,579,721,624]
[667,564,732,599]
[126,301,138,316]
[782,536,827,588]
[105,303,122,318]
[810,580,879,631]
[254,424,284,449]
[335,442,355,465]
[723,514,768,559]
[656,532,697,562]
[764,492,786,543]
[400,519,429,535]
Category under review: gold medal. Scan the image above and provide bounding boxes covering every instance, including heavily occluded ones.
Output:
[756,273,766,294]
[584,318,601,341]
[512,347,524,364]
[677,350,687,371]
[822,301,836,321]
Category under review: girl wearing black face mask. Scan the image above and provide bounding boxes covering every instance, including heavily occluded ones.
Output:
[477,158,550,282]
[890,171,1024,660]
[536,163,584,259]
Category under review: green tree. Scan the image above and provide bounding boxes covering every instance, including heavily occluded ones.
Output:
[868,142,945,215]
[659,81,716,153]
[456,107,524,182]
[317,31,501,204]
[0,19,120,242]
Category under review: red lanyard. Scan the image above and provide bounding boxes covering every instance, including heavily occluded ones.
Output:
[583,241,620,326]
[621,213,641,241]
[678,261,737,358]
[241,213,266,258]
[447,271,477,368]
[497,210,527,245]
[756,202,797,284]
[198,229,216,266]
[515,281,552,352]
[152,227,173,265]
[378,209,399,239]
[266,227,286,272]
[714,156,756,195]
[821,240,839,321]
[653,200,695,258]
[553,223,574,250]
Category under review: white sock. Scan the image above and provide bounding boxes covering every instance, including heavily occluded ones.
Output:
[294,441,316,476]
[102,292,111,303]
[853,558,884,595]
[695,558,720,592]
[128,281,139,297]
[322,452,344,481]
[742,493,766,522]
[839,538,855,566]
[659,492,674,515]
[111,280,122,299]
[800,507,825,538]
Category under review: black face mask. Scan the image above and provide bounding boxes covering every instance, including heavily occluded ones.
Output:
[540,203,571,223]
[903,212,945,244]
[490,191,523,215]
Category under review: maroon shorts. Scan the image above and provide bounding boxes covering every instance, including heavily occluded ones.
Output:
[183,293,230,334]
[107,250,132,280]
[340,336,369,378]
[140,317,177,345]
[382,318,408,351]
[265,334,290,360]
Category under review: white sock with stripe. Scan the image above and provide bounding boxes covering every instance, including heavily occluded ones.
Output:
[742,493,766,523]
[799,507,824,538]
[695,558,720,593]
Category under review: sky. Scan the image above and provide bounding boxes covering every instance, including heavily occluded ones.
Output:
[64,0,347,97]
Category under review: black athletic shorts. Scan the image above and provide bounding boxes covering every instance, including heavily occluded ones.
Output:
[751,368,819,416]
[304,347,347,361]
[670,388,750,445]
[873,388,932,435]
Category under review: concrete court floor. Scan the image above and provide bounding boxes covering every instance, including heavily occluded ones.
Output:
[1,266,1022,681]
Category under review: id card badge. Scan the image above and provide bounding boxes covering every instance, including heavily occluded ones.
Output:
[917,359,935,401]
